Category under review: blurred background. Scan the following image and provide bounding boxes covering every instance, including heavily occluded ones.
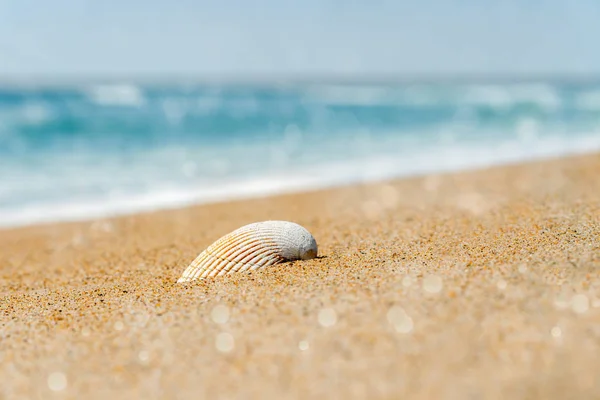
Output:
[1,0,599,227]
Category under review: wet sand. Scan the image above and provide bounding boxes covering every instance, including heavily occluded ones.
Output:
[1,153,599,399]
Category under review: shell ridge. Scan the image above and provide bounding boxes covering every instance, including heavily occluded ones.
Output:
[205,241,279,265]
[197,252,224,279]
[179,250,211,281]
[216,237,279,261]
[230,245,283,269]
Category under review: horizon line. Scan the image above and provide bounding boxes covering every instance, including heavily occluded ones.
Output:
[1,72,600,87]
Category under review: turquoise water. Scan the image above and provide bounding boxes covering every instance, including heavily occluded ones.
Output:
[1,80,600,227]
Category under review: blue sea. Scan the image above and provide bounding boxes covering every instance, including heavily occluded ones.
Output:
[1,79,600,228]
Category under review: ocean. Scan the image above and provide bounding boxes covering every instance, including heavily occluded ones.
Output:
[1,79,600,228]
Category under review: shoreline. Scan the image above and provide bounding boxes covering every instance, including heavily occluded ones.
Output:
[2,149,599,232]
[1,151,600,399]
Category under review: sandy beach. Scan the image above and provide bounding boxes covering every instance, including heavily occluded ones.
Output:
[1,153,599,399]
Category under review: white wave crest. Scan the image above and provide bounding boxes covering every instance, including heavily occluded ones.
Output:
[85,84,145,107]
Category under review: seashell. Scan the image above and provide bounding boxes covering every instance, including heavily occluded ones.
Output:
[177,220,318,282]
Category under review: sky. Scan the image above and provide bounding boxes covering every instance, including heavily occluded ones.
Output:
[0,0,599,78]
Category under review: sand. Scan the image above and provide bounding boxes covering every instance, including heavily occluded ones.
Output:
[1,153,599,400]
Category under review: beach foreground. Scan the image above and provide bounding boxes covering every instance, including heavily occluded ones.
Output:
[1,153,600,399]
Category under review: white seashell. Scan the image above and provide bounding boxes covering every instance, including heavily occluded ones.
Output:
[177,220,318,282]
